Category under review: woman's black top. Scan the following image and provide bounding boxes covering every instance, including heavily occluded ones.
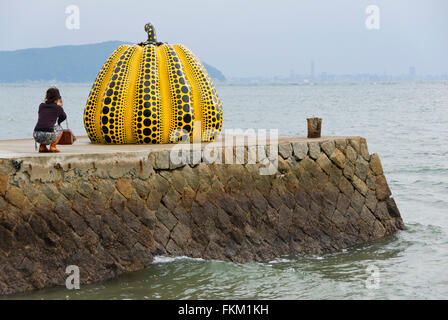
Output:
[34,102,67,132]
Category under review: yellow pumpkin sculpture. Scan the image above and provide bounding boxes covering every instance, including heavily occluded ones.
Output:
[83,22,223,144]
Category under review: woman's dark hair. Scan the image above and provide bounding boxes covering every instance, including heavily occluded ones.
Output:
[45,87,61,104]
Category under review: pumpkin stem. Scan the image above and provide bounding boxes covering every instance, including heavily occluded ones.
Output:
[144,22,157,43]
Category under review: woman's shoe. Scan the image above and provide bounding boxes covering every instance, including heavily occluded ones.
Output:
[49,143,60,152]
[49,132,63,152]
[38,144,49,153]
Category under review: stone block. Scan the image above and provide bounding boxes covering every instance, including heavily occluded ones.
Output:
[376,175,391,200]
[369,153,384,176]
[351,190,365,213]
[33,194,54,212]
[40,184,59,201]
[151,174,170,194]
[138,158,154,179]
[331,210,347,231]
[0,174,7,195]
[366,172,376,190]
[0,160,14,175]
[5,186,27,209]
[131,179,151,199]
[107,160,137,178]
[169,170,187,194]
[320,140,335,158]
[0,195,7,211]
[308,142,321,160]
[172,206,191,228]
[316,153,332,175]
[278,143,293,159]
[58,182,76,200]
[344,145,357,162]
[339,176,354,197]
[78,181,94,198]
[372,220,386,238]
[116,178,133,199]
[168,145,189,170]
[373,202,390,222]
[349,138,360,153]
[162,187,181,211]
[96,180,116,199]
[353,175,368,196]
[334,138,347,151]
[180,165,199,190]
[355,156,369,181]
[156,205,178,231]
[292,142,308,160]
[154,220,170,247]
[190,149,202,167]
[337,193,350,212]
[146,185,163,211]
[330,149,346,169]
[386,197,401,218]
[170,222,190,248]
[360,205,376,227]
[343,161,355,180]
[29,165,58,183]
[359,138,370,161]
[277,157,290,173]
[365,190,377,212]
[323,182,340,206]
[150,150,170,170]
[328,164,343,186]
[265,144,278,161]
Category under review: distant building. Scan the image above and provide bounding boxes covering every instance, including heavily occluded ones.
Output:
[310,60,315,80]
[409,66,416,78]
[320,72,328,81]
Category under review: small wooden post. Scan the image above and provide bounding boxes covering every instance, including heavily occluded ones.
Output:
[307,117,322,138]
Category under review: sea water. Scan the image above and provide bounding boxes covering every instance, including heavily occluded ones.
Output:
[0,81,447,299]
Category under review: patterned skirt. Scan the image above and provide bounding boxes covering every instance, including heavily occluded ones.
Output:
[33,125,63,145]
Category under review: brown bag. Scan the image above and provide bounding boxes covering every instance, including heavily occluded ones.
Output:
[58,119,77,145]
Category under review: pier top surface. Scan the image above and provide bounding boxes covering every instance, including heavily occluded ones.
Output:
[0,135,360,160]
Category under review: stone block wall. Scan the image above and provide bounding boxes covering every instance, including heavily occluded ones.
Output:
[0,136,404,295]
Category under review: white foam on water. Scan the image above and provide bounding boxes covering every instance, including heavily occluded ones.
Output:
[267,258,292,264]
[152,255,205,264]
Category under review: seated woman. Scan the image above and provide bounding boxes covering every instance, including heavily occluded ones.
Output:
[33,87,67,153]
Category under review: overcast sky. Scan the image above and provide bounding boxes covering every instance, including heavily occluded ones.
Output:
[1,0,447,77]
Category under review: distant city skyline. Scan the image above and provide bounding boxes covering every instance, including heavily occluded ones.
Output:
[230,60,448,82]
[1,0,447,78]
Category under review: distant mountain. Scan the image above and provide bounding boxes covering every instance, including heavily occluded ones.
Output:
[200,63,225,81]
[0,41,225,82]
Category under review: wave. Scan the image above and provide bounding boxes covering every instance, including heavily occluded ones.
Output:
[152,255,205,264]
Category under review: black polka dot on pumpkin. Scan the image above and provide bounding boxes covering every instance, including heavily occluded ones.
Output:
[183,114,192,123]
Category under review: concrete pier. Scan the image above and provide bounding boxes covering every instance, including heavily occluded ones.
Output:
[0,135,404,295]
